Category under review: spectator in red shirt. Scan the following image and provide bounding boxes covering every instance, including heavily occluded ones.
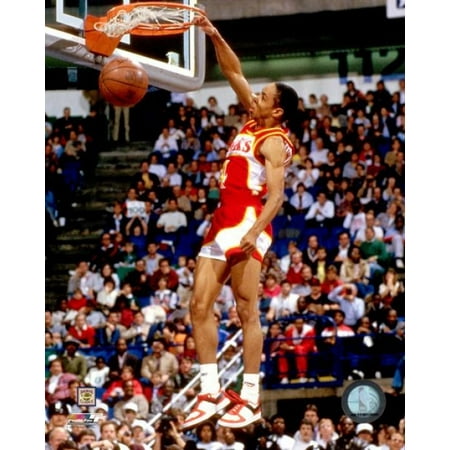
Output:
[67,312,96,348]
[67,288,88,311]
[150,257,179,292]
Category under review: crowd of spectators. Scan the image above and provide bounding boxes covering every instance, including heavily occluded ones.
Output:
[45,78,405,449]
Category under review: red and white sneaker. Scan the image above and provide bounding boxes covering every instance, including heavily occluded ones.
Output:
[217,390,261,428]
[182,391,231,430]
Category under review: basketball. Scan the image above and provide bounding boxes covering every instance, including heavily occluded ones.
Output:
[99,58,149,107]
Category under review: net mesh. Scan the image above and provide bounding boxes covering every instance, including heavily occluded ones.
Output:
[94,5,199,37]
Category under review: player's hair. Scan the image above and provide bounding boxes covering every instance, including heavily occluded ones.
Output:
[275,82,299,125]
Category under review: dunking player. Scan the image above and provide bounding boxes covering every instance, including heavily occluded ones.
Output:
[182,15,299,429]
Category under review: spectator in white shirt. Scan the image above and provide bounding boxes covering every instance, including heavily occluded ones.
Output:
[266,280,299,322]
[156,199,187,234]
[153,127,179,161]
[309,137,329,168]
[289,182,314,215]
[305,191,335,228]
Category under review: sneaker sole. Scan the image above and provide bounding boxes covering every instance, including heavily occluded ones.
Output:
[182,395,231,430]
[217,410,261,428]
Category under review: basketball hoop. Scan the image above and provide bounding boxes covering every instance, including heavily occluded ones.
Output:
[85,1,206,56]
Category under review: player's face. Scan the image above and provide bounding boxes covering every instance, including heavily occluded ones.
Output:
[250,83,279,120]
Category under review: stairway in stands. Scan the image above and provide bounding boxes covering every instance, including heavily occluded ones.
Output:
[45,142,150,309]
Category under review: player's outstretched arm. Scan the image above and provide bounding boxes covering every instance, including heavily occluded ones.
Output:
[193,15,254,111]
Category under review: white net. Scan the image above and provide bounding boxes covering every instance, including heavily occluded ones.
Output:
[94,5,197,37]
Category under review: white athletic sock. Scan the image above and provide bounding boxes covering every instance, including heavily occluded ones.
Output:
[199,363,220,394]
[240,373,260,406]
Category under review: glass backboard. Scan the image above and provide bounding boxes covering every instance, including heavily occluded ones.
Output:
[45,0,206,91]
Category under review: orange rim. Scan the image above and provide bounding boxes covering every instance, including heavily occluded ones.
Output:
[105,2,205,36]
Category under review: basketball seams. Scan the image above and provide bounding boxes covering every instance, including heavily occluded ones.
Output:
[99,57,149,107]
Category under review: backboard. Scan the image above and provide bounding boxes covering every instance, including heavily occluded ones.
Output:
[45,0,206,91]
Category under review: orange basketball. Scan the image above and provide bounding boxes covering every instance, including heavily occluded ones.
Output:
[99,58,149,107]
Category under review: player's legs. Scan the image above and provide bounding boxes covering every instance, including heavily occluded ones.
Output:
[217,256,262,428]
[190,255,230,363]
[183,255,231,429]
[229,256,263,374]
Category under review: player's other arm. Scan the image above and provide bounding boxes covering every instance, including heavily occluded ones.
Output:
[240,136,286,255]
[193,15,254,111]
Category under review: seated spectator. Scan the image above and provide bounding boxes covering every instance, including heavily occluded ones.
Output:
[113,380,150,422]
[140,338,180,385]
[107,338,142,381]
[285,250,305,291]
[123,259,153,303]
[266,280,299,322]
[292,418,319,450]
[288,182,314,216]
[328,230,352,272]
[353,211,384,244]
[172,355,200,402]
[291,264,316,297]
[278,240,302,274]
[96,277,119,314]
[296,157,320,193]
[67,260,96,300]
[304,191,335,230]
[115,295,135,329]
[46,358,78,407]
[359,227,391,285]
[320,265,344,296]
[160,320,187,356]
[378,268,404,308]
[155,198,188,248]
[92,263,121,296]
[149,378,189,418]
[195,420,223,450]
[90,233,119,273]
[60,378,88,414]
[310,246,331,283]
[316,417,339,449]
[302,234,321,268]
[262,273,282,299]
[384,213,405,270]
[279,317,316,383]
[96,310,127,347]
[102,365,144,406]
[327,284,365,328]
[115,241,138,275]
[122,310,152,348]
[82,299,107,332]
[66,288,88,312]
[84,356,110,388]
[150,276,179,315]
[339,245,372,299]
[152,127,179,161]
[150,258,179,292]
[262,321,287,384]
[45,309,68,339]
[303,278,337,316]
[60,337,88,381]
[67,312,96,348]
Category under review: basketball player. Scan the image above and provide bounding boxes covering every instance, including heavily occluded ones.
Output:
[182,15,299,430]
